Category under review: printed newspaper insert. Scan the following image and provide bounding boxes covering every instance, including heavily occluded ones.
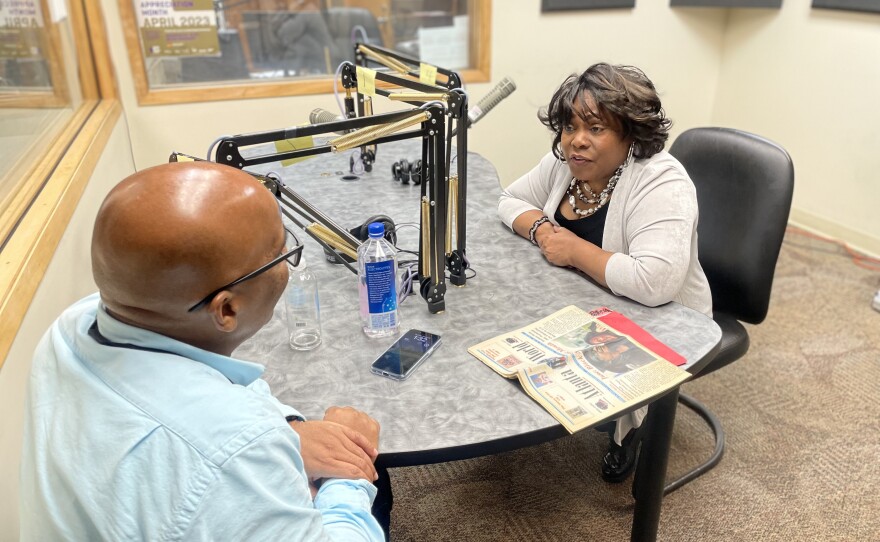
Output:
[467,306,689,433]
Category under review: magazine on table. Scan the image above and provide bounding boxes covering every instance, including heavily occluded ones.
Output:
[467,305,689,433]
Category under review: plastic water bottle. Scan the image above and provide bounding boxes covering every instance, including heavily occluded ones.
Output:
[285,256,322,350]
[357,222,400,338]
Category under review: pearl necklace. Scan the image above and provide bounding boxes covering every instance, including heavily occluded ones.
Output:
[572,178,601,204]
[566,144,634,218]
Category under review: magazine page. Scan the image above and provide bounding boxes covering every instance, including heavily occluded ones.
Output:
[468,305,598,378]
[468,305,689,433]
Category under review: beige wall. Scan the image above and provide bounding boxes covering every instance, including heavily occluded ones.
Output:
[102,0,726,189]
[712,2,880,255]
[0,4,726,536]
[99,0,880,250]
[0,118,136,541]
[3,1,879,539]
[452,1,727,186]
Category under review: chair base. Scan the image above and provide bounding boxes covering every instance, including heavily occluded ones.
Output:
[663,393,725,495]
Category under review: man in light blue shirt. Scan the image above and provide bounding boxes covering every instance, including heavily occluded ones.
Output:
[20,162,386,541]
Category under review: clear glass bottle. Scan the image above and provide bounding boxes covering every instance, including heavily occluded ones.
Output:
[357,222,400,338]
[284,256,322,350]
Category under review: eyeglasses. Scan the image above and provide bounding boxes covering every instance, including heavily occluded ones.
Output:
[188,228,303,313]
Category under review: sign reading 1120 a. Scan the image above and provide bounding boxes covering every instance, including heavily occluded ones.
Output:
[135,0,219,57]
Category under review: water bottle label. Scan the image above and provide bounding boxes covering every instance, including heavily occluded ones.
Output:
[367,311,398,329]
[290,288,305,307]
[364,260,397,315]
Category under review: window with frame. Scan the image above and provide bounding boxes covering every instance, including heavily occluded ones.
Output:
[119,0,491,105]
[1,0,80,231]
[0,0,118,367]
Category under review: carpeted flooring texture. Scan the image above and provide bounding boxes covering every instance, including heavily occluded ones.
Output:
[386,230,880,541]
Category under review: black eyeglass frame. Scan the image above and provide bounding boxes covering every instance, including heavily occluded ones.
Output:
[187,228,303,313]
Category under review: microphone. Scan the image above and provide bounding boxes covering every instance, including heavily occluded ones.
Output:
[309,108,348,135]
[309,107,344,126]
[450,77,516,136]
[311,107,376,172]
[467,77,516,127]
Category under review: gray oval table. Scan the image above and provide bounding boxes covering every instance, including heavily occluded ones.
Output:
[235,140,722,541]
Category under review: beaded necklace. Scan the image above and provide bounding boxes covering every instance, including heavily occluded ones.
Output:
[566,144,634,218]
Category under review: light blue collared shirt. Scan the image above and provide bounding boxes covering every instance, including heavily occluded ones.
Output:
[20,293,384,541]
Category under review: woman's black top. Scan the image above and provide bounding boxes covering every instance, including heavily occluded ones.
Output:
[554,202,609,247]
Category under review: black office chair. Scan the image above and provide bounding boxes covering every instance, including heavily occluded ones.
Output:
[325,7,384,65]
[664,127,794,494]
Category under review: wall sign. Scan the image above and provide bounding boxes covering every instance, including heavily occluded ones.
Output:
[812,0,880,14]
[541,0,635,12]
[670,0,782,6]
[135,0,219,57]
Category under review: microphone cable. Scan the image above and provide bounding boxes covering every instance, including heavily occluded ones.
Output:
[206,134,233,161]
[333,61,346,116]
[397,257,476,305]
[398,262,419,304]
[392,222,424,305]
[350,149,366,175]
[390,222,475,304]
[350,25,369,46]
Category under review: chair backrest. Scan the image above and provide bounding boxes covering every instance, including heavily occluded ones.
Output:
[670,127,794,325]
[324,7,384,65]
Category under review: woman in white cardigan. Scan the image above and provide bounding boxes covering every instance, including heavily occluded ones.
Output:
[498,63,712,483]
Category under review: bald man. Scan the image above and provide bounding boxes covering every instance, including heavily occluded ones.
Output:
[19,162,385,541]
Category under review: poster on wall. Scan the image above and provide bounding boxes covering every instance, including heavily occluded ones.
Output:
[669,0,781,6]
[0,0,47,59]
[541,0,635,11]
[812,0,880,14]
[135,0,219,58]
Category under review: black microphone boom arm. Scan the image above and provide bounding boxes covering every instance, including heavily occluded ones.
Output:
[340,57,470,288]
[353,42,463,90]
[212,104,453,314]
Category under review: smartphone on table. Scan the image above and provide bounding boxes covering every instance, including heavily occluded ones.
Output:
[370,329,442,381]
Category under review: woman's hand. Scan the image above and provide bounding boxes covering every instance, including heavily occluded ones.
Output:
[538,225,580,267]
[540,225,612,287]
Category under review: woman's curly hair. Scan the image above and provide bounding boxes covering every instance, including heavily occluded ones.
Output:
[538,63,671,160]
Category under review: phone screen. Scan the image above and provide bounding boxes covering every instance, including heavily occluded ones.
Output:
[370,329,442,380]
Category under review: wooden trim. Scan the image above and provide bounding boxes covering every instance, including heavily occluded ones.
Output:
[0,100,121,369]
[85,0,118,99]
[118,0,152,104]
[121,0,491,105]
[470,0,492,83]
[70,0,99,100]
[0,93,69,108]
[40,0,72,106]
[0,105,93,241]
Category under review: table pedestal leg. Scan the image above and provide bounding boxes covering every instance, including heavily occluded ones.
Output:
[372,464,393,539]
[630,387,679,542]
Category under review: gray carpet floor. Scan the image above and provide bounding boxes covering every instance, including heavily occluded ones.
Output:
[387,230,880,541]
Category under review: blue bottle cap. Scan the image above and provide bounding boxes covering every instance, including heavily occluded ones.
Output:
[368,222,385,238]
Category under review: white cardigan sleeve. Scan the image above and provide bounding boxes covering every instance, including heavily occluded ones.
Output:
[498,152,566,230]
[604,160,701,308]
